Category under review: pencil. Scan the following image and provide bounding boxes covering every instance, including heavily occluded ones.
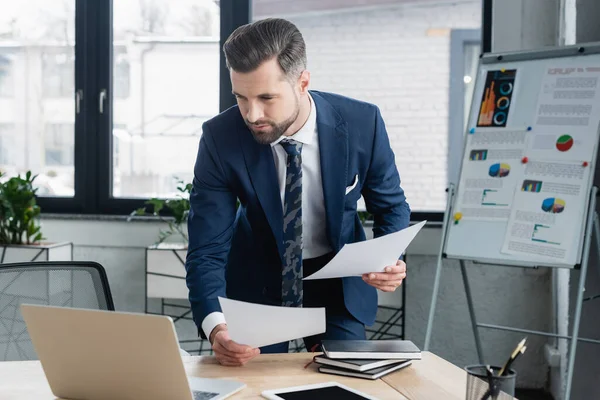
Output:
[499,338,527,376]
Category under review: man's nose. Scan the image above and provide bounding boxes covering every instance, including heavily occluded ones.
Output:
[246,104,264,123]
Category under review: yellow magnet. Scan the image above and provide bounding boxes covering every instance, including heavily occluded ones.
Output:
[453,212,463,224]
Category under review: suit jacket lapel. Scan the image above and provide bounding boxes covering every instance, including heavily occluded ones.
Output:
[240,127,285,261]
[312,92,349,252]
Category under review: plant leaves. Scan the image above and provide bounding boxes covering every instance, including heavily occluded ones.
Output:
[0,172,44,245]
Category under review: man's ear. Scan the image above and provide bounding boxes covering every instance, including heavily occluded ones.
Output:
[298,70,310,94]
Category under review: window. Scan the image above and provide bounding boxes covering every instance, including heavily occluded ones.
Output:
[112,0,220,198]
[44,123,74,166]
[0,0,250,213]
[42,49,75,98]
[252,0,482,217]
[0,124,15,165]
[0,53,14,97]
[0,1,75,199]
[113,47,130,99]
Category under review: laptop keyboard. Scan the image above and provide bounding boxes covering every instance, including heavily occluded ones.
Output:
[192,390,219,400]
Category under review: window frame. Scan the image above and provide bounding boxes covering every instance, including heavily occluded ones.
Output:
[36,0,251,215]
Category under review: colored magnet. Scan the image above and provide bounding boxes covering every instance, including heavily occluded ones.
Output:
[521,157,528,164]
[501,68,506,73]
[583,161,589,167]
[453,212,463,225]
[469,128,476,134]
[527,126,532,131]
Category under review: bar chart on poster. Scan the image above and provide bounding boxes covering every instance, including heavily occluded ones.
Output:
[444,48,600,268]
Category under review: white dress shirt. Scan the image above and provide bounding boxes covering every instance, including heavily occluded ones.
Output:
[202,94,331,340]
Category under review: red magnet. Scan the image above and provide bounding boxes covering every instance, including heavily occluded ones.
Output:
[521,157,528,164]
[583,161,589,167]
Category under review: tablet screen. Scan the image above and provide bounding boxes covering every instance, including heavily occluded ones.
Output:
[274,385,370,400]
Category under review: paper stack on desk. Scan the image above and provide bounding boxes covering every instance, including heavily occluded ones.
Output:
[314,356,412,380]
[315,339,420,380]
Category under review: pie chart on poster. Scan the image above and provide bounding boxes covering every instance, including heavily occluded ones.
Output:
[489,163,511,178]
[542,198,566,214]
[556,135,574,152]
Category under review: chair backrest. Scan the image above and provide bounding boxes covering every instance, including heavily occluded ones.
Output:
[0,261,114,361]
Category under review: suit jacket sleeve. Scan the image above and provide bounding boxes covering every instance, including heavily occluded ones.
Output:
[186,123,237,337]
[362,106,411,238]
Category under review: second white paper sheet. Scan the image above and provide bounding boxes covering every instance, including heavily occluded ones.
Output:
[218,297,326,348]
[303,220,426,280]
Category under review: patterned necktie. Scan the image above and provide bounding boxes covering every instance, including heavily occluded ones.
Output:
[280,139,303,307]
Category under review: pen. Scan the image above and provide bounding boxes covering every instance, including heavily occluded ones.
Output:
[480,365,496,400]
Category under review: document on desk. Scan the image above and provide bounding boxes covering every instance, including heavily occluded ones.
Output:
[218,297,326,348]
[303,220,426,280]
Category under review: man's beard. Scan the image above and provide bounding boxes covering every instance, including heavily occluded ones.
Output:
[245,103,300,145]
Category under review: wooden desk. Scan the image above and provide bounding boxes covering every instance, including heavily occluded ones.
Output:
[382,352,467,400]
[0,351,465,399]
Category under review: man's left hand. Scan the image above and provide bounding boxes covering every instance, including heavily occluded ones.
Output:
[362,260,406,292]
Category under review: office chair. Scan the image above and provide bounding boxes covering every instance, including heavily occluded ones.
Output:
[0,261,114,361]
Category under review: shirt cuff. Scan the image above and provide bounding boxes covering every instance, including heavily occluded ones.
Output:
[202,311,227,341]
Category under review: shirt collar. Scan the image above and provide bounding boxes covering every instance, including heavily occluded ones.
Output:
[271,93,316,147]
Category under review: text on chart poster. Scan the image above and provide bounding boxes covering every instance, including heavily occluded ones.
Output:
[477,69,517,128]
[500,160,589,265]
[527,66,600,162]
[454,129,527,221]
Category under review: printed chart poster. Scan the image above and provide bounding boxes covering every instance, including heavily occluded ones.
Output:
[528,66,600,161]
[501,160,589,265]
[477,69,518,128]
[454,129,527,221]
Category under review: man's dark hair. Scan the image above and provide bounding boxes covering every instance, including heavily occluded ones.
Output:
[223,18,307,80]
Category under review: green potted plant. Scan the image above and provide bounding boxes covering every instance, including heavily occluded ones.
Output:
[131,178,192,245]
[0,171,72,262]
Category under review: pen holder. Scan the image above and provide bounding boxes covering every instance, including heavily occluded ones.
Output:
[465,365,516,400]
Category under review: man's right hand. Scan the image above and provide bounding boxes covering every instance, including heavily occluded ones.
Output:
[210,324,260,366]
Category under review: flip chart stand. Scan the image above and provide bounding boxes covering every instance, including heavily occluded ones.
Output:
[424,185,600,400]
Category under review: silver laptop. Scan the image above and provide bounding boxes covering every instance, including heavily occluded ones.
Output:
[20,304,245,400]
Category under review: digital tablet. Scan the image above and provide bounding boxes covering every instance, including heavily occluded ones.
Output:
[261,381,379,400]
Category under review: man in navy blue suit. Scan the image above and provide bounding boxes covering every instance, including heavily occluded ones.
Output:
[186,18,411,366]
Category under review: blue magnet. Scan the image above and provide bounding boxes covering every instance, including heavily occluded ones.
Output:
[469,128,475,134]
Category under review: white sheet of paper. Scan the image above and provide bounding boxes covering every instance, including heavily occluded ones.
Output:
[303,220,426,280]
[218,297,326,348]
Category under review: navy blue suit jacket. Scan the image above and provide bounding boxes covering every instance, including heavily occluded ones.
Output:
[186,91,410,338]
